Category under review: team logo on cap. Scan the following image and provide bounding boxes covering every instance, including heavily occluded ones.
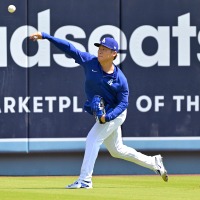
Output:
[102,38,106,43]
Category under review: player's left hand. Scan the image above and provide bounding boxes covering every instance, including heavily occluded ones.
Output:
[100,115,106,123]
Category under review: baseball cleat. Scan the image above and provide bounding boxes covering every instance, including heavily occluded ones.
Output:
[66,180,93,189]
[154,154,168,182]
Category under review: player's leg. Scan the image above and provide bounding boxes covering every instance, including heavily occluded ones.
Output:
[66,110,127,189]
[103,126,168,181]
[103,126,156,170]
[79,110,126,181]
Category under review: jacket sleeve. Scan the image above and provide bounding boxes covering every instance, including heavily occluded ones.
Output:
[105,82,129,122]
[42,32,96,66]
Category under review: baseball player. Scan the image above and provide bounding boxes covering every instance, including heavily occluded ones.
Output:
[30,32,168,189]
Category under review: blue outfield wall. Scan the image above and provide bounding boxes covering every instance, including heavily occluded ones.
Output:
[0,0,200,175]
[1,137,200,153]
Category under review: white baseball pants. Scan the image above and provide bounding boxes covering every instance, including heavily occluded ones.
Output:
[79,110,157,181]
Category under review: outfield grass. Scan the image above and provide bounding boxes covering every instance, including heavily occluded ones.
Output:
[0,175,199,200]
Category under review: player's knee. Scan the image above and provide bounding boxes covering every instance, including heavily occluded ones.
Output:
[109,149,123,159]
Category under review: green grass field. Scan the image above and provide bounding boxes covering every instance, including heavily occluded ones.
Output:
[0,175,199,200]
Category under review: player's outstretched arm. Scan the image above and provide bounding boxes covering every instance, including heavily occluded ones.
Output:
[29,32,96,66]
[29,32,43,41]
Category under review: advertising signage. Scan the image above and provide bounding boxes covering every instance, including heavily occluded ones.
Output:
[0,0,200,139]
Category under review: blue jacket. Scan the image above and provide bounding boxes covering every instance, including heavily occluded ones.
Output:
[42,32,129,122]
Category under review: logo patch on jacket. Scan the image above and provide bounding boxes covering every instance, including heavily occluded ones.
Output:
[107,79,113,86]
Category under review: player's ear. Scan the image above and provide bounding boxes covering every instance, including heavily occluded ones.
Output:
[112,51,117,60]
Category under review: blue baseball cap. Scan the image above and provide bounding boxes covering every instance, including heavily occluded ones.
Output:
[94,37,118,52]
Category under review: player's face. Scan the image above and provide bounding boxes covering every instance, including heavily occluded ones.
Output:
[97,45,116,63]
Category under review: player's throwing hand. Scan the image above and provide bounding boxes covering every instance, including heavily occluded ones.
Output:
[29,32,43,41]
